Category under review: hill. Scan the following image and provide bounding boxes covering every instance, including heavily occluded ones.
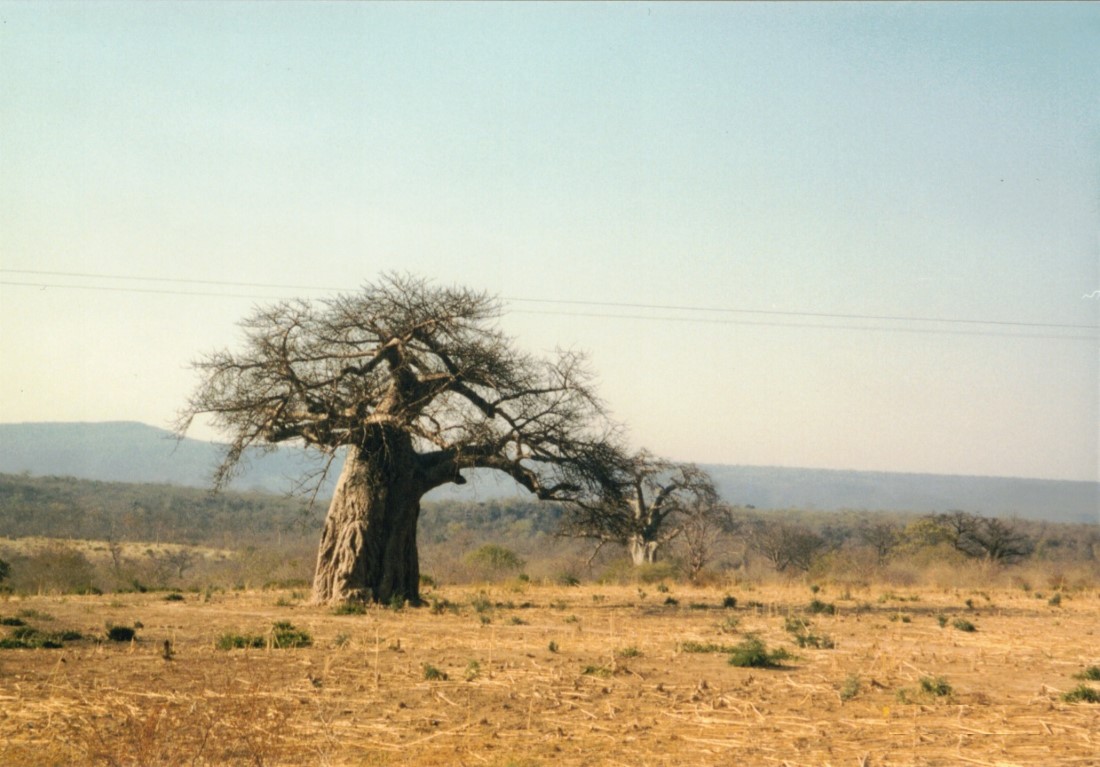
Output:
[0,421,1096,523]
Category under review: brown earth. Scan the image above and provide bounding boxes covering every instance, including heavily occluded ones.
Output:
[1,582,1097,766]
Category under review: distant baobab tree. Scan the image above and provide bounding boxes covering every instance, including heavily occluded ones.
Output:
[178,274,625,605]
[562,450,723,567]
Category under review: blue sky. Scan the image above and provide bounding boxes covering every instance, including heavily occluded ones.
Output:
[1,2,1097,482]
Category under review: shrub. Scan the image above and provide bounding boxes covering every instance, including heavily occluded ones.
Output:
[470,592,493,614]
[919,676,952,697]
[727,636,792,668]
[952,618,977,633]
[216,632,265,650]
[465,544,525,575]
[429,597,453,615]
[582,664,612,678]
[1061,685,1100,704]
[271,621,311,648]
[793,632,835,649]
[721,595,737,609]
[422,663,447,681]
[1074,666,1100,682]
[106,625,137,643]
[163,593,185,602]
[840,674,861,702]
[808,599,836,615]
[332,602,367,615]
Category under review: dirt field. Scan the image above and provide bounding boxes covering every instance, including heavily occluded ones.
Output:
[1,582,1097,766]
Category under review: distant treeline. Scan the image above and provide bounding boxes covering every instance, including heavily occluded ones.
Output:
[2,473,1098,596]
[0,473,571,548]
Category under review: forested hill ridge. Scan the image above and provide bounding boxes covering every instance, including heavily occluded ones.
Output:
[0,422,1096,523]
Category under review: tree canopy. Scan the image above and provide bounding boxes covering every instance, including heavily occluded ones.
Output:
[179,274,623,503]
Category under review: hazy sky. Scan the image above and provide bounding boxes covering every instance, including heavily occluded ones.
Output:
[1,2,1097,482]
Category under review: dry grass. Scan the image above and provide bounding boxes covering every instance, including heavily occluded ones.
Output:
[1,582,1097,766]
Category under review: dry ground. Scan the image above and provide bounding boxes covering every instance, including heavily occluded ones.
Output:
[1,582,1097,766]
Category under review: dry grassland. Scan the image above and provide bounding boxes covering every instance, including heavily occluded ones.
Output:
[1,582,1097,766]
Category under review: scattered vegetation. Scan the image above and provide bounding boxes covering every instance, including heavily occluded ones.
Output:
[920,676,953,697]
[1073,666,1100,682]
[952,618,977,633]
[1061,685,1100,704]
[216,621,312,650]
[2,473,1098,596]
[727,636,793,668]
[422,663,447,681]
[0,626,82,649]
[839,674,861,702]
[680,640,739,654]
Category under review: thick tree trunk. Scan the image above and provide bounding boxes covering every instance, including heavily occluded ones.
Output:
[311,433,424,605]
[628,534,659,566]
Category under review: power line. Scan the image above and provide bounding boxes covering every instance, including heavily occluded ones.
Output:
[2,268,1098,338]
[508,308,1100,341]
[0,279,285,301]
[0,268,335,294]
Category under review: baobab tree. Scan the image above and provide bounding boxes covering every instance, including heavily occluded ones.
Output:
[177,274,624,605]
[562,451,720,566]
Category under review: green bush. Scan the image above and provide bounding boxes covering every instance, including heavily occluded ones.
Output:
[271,621,312,648]
[727,637,793,668]
[465,544,525,574]
[1061,685,1100,704]
[1074,666,1100,681]
[919,676,952,697]
[422,663,447,681]
[952,618,977,633]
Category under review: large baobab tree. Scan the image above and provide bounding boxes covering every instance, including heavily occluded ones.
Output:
[178,275,623,605]
[562,451,720,566]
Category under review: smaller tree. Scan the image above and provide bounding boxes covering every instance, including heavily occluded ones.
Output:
[465,544,525,576]
[561,451,719,566]
[857,519,901,565]
[677,497,736,581]
[931,511,1033,564]
[748,519,825,574]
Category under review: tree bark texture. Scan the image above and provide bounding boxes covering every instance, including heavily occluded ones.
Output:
[311,433,423,605]
[628,534,659,566]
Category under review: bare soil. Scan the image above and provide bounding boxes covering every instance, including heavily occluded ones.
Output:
[1,582,1097,766]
